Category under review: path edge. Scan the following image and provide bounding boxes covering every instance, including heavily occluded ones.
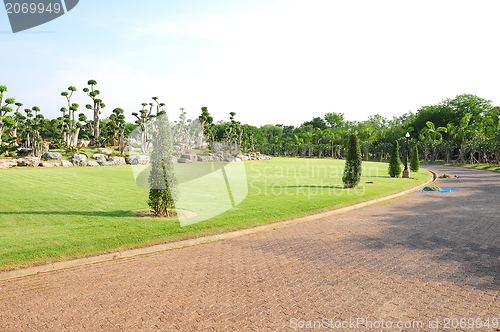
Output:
[0,169,437,281]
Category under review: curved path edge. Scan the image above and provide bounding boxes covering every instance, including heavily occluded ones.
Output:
[0,169,437,281]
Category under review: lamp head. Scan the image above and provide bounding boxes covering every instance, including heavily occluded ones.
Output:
[405,132,410,138]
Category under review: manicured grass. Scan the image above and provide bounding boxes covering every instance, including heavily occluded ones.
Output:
[0,158,431,271]
[425,161,500,172]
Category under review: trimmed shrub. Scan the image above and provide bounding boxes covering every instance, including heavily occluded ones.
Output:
[148,113,178,217]
[388,140,402,178]
[410,145,420,172]
[342,134,362,188]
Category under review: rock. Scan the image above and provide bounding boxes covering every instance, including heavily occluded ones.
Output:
[16,157,40,167]
[124,146,134,152]
[171,156,178,163]
[234,157,242,162]
[92,154,108,161]
[40,162,56,167]
[181,154,198,162]
[86,160,100,167]
[17,148,32,157]
[0,159,17,169]
[60,160,73,167]
[197,155,211,162]
[224,155,235,162]
[98,160,117,166]
[109,156,126,165]
[126,154,150,165]
[72,154,88,166]
[177,158,193,163]
[97,147,113,155]
[41,152,63,161]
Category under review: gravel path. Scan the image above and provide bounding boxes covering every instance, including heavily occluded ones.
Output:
[0,165,499,331]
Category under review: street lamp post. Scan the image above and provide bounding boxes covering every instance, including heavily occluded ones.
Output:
[403,132,410,178]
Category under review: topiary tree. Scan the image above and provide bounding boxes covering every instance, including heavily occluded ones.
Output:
[83,80,105,145]
[342,133,362,188]
[410,145,420,172]
[388,140,402,177]
[148,112,178,217]
[198,106,213,149]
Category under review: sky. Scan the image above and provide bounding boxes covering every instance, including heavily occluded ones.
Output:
[1,0,500,127]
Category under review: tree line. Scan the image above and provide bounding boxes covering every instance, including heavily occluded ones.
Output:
[1,82,499,164]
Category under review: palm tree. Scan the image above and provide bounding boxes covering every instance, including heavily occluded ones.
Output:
[419,121,447,161]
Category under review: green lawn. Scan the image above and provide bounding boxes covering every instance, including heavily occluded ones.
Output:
[0,158,431,271]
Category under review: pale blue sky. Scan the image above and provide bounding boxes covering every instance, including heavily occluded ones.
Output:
[1,0,500,126]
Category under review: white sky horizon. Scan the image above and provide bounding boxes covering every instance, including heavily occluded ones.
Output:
[2,0,500,127]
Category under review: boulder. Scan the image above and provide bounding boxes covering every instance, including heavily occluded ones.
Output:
[97,147,113,155]
[17,148,32,157]
[92,154,108,161]
[86,160,100,167]
[234,157,242,162]
[41,152,63,161]
[177,158,193,163]
[109,156,126,165]
[171,156,178,163]
[124,146,134,152]
[0,159,17,169]
[72,154,88,166]
[98,160,117,166]
[16,157,40,167]
[197,155,211,162]
[60,160,73,167]
[126,154,150,165]
[40,162,56,167]
[181,154,198,162]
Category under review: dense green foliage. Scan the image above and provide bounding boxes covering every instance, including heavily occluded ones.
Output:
[410,145,420,172]
[389,141,402,178]
[342,134,362,188]
[1,82,499,166]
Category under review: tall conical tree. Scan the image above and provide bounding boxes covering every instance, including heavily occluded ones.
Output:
[388,140,402,178]
[410,145,420,172]
[342,133,362,188]
[148,113,178,217]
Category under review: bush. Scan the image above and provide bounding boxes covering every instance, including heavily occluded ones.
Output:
[342,134,362,188]
[410,145,420,172]
[423,185,441,191]
[148,113,178,217]
[388,140,402,178]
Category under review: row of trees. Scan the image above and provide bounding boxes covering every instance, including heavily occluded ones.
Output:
[1,83,499,165]
[195,94,500,165]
